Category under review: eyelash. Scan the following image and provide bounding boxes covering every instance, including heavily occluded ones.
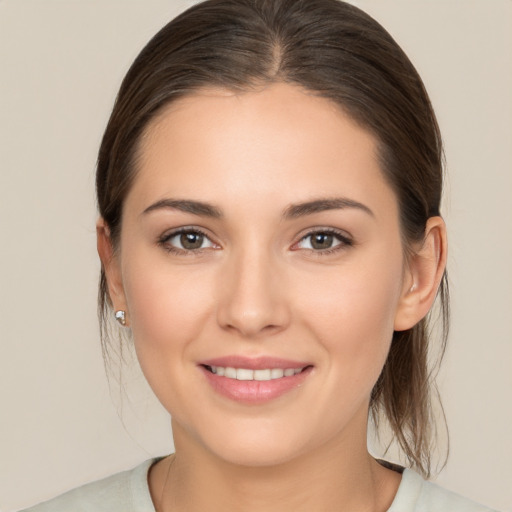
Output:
[294,228,354,255]
[158,227,217,256]
[157,227,354,256]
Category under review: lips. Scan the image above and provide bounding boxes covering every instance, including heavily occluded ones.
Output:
[199,356,313,403]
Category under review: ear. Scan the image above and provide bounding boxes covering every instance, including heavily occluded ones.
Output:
[394,216,447,331]
[96,218,128,322]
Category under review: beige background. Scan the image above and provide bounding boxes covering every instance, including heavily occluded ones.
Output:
[0,1,510,510]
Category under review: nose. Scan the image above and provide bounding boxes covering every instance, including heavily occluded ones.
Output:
[216,246,290,339]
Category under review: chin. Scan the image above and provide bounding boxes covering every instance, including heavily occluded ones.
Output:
[193,420,317,468]
[213,440,306,468]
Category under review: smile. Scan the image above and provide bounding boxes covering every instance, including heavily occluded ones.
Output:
[200,359,313,404]
[205,366,304,380]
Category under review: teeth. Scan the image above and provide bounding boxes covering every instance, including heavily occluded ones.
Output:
[271,368,284,379]
[224,367,237,379]
[254,369,271,381]
[208,366,304,381]
[236,368,254,380]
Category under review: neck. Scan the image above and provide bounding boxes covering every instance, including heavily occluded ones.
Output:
[151,421,401,512]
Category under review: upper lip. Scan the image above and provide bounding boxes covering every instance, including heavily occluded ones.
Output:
[199,356,311,370]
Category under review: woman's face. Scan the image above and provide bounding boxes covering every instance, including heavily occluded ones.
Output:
[112,83,414,465]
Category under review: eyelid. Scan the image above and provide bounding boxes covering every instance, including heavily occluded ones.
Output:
[157,226,220,255]
[291,227,354,253]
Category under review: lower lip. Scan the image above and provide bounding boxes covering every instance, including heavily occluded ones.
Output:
[200,366,312,404]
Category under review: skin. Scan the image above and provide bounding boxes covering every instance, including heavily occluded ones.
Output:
[98,82,446,511]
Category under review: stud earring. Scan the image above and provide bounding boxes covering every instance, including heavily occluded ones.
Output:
[115,310,126,326]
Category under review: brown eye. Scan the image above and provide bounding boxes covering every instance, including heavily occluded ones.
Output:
[295,230,352,253]
[162,229,216,252]
[310,233,334,250]
[180,232,204,250]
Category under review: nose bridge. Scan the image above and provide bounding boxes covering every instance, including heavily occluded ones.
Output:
[217,239,288,338]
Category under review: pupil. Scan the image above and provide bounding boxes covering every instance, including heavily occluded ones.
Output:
[312,233,333,249]
[181,232,203,249]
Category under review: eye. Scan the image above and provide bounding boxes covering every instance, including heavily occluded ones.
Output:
[294,229,353,252]
[159,228,218,254]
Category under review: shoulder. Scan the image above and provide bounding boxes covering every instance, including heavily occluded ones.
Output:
[19,459,157,512]
[388,468,499,512]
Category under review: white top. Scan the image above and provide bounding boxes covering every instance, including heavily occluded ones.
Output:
[21,458,498,512]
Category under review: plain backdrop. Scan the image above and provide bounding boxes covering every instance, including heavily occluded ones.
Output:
[0,1,511,511]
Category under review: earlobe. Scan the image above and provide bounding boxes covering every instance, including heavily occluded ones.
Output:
[96,218,128,320]
[394,216,447,331]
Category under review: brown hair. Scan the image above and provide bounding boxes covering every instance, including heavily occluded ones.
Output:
[97,0,449,477]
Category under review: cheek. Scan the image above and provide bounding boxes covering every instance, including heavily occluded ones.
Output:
[121,261,219,423]
[300,253,404,386]
[121,252,214,373]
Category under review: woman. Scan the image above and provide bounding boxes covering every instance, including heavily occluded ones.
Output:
[21,0,499,510]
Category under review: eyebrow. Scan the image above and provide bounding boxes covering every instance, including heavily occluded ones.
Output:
[141,197,373,219]
[283,197,374,219]
[142,199,223,218]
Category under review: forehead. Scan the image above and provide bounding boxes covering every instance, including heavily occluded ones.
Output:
[128,82,397,218]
